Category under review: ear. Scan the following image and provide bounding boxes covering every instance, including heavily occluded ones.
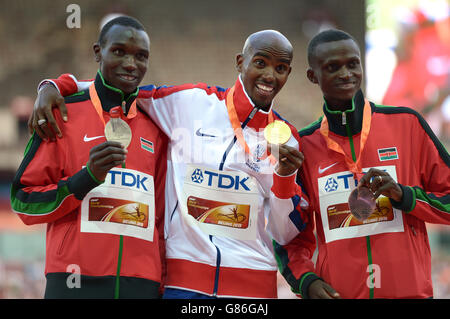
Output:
[93,43,101,63]
[235,53,244,73]
[307,68,318,84]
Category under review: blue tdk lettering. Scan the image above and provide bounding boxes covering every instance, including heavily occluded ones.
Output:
[218,174,234,189]
[204,170,218,186]
[203,170,250,191]
[236,176,250,191]
[337,173,355,189]
[107,170,149,191]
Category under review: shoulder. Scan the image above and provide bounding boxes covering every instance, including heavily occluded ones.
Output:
[373,103,422,117]
[271,110,301,136]
[372,103,429,129]
[373,103,449,161]
[138,83,228,101]
[64,89,90,104]
[298,117,323,137]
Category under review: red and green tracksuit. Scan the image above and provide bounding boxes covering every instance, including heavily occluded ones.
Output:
[10,73,168,298]
[275,90,450,299]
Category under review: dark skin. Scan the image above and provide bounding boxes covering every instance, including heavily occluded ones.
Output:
[305,38,403,299]
[236,30,303,176]
[30,29,304,177]
[29,24,150,182]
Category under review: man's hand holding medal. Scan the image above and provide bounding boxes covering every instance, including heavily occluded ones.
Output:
[87,102,130,182]
[264,120,304,176]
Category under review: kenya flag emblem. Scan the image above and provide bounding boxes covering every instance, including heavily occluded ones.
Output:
[378,147,398,161]
[140,137,154,153]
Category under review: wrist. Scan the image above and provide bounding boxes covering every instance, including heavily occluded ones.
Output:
[300,272,322,299]
[86,162,105,184]
[389,184,416,212]
[271,169,297,199]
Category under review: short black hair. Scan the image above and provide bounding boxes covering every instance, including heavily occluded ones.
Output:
[307,29,357,66]
[98,15,146,47]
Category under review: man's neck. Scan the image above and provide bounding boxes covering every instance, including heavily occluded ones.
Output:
[324,99,353,113]
[95,70,139,115]
[322,90,366,136]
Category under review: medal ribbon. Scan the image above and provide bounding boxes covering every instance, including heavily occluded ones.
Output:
[89,83,138,126]
[319,99,372,180]
[226,85,275,162]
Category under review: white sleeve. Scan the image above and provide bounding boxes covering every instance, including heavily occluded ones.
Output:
[266,170,309,245]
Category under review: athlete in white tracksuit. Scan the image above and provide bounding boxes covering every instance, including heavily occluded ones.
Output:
[33,30,309,298]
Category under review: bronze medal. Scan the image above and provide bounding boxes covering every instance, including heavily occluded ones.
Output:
[348,186,376,221]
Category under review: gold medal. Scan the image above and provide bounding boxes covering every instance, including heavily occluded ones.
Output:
[264,120,291,145]
[104,106,132,149]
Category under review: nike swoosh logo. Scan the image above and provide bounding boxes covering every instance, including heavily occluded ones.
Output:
[83,134,104,142]
[318,162,338,174]
[195,128,217,138]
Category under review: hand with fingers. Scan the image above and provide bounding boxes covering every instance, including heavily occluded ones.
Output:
[28,83,68,141]
[358,168,403,202]
[87,141,127,182]
[308,279,341,299]
[268,144,304,176]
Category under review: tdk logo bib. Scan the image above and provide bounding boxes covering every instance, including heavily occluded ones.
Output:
[324,177,338,192]
[107,170,150,191]
[191,169,204,184]
[323,169,389,193]
[191,168,250,191]
[324,173,356,193]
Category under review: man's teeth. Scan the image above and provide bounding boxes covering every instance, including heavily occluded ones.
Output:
[121,75,136,81]
[256,84,274,92]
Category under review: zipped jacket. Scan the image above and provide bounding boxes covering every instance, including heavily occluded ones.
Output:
[275,90,450,299]
[36,74,309,298]
[11,73,168,298]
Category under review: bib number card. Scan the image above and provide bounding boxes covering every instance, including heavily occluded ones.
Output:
[180,165,260,240]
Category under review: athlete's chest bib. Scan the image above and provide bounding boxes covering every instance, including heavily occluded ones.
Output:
[318,165,404,243]
[179,165,260,240]
[80,168,155,242]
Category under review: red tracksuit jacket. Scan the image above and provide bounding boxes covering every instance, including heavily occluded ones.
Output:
[11,73,168,298]
[275,90,450,299]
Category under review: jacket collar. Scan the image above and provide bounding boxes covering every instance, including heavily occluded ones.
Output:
[231,75,274,130]
[322,89,366,136]
[94,70,139,115]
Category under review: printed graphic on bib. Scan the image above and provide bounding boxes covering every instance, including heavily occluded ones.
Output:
[180,165,260,240]
[88,198,149,228]
[318,165,404,243]
[81,168,155,242]
[327,197,394,229]
[187,196,250,229]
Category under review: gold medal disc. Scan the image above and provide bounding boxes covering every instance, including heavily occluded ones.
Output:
[264,120,292,145]
[104,118,132,149]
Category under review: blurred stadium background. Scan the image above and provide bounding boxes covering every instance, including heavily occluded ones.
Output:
[0,0,448,298]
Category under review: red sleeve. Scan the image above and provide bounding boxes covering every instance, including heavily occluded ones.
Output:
[11,115,100,225]
[273,211,318,298]
[45,73,93,97]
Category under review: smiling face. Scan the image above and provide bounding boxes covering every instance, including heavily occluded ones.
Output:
[307,38,363,110]
[94,24,150,94]
[236,31,292,111]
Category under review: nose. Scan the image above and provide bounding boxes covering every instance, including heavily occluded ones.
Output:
[122,55,137,71]
[261,67,275,83]
[338,66,352,80]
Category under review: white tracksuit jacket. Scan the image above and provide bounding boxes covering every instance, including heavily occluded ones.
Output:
[50,74,309,298]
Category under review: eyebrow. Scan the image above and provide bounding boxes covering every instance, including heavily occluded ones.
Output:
[253,51,292,64]
[110,42,149,52]
[323,55,360,64]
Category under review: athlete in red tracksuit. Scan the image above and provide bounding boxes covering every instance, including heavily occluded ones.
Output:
[275,29,450,299]
[11,71,168,298]
[10,18,168,298]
